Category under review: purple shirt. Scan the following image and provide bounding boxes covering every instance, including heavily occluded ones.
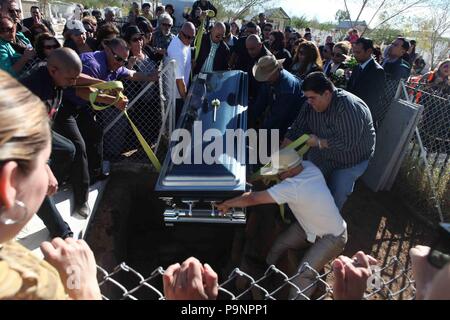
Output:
[80,51,132,81]
[64,51,132,107]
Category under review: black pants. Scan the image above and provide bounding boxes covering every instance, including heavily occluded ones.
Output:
[36,131,75,239]
[76,108,104,177]
[53,103,90,206]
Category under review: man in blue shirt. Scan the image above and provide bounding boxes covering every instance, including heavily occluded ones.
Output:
[251,55,305,139]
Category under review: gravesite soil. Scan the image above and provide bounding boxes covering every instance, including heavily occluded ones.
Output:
[86,164,436,299]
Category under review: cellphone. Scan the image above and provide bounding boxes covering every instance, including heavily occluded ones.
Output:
[427,223,450,269]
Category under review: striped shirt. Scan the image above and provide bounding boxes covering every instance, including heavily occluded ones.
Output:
[201,39,220,73]
[286,89,376,177]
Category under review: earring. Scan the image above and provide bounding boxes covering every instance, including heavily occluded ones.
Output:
[0,200,28,225]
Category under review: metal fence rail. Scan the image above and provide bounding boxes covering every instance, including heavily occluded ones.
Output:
[101,59,176,165]
[398,80,450,222]
[96,257,415,300]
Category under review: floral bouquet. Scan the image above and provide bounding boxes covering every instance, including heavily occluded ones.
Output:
[330,68,347,89]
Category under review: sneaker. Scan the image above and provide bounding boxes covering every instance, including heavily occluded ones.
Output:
[73,202,91,219]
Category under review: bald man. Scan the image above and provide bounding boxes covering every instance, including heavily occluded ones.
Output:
[192,21,230,75]
[20,48,111,219]
[245,35,272,103]
[167,22,196,120]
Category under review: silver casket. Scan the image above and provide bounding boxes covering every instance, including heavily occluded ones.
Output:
[156,71,248,225]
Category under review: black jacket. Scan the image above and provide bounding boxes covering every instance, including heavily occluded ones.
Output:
[193,33,230,75]
[347,58,386,123]
[383,58,410,81]
[23,17,55,36]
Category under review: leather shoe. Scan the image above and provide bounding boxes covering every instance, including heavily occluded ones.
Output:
[73,202,91,219]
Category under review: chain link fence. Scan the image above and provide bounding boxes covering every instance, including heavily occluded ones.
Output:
[101,59,176,165]
[393,79,450,222]
[96,257,415,300]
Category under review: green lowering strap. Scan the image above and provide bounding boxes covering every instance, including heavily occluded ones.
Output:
[87,81,124,111]
[82,81,162,172]
[193,10,214,62]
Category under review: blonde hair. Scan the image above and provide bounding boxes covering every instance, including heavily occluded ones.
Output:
[334,41,351,56]
[0,70,50,173]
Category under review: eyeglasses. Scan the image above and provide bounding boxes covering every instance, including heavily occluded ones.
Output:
[44,44,60,50]
[109,47,128,65]
[180,31,194,41]
[333,52,344,58]
[161,23,172,27]
[131,36,144,42]
[8,9,21,15]
[0,26,14,33]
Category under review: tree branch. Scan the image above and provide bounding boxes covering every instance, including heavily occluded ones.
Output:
[370,0,426,31]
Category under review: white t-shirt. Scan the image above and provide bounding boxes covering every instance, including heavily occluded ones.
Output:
[167,36,191,99]
[267,161,347,243]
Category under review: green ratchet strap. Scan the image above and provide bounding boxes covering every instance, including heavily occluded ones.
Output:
[88,81,124,111]
[248,134,310,223]
[83,81,161,172]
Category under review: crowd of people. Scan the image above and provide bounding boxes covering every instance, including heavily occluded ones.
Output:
[0,0,449,300]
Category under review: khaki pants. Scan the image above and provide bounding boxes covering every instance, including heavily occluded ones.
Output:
[266,221,347,300]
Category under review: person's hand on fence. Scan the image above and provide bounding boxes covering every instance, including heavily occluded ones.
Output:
[332,251,378,300]
[40,238,102,300]
[409,245,450,300]
[46,164,58,196]
[163,257,218,300]
[114,94,128,111]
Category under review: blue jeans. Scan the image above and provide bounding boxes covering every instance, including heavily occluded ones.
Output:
[327,160,369,210]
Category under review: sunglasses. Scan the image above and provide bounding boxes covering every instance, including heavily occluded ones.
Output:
[264,28,272,32]
[109,47,128,65]
[180,31,194,41]
[44,44,60,50]
[333,52,344,58]
[0,26,14,33]
[131,36,144,42]
[8,9,21,14]
[161,23,172,27]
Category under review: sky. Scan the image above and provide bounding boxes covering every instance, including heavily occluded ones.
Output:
[278,0,376,22]
[276,0,431,26]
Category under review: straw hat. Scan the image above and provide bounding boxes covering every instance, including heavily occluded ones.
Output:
[252,55,285,82]
[260,148,302,176]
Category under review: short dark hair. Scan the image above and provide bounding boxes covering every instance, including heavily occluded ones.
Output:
[301,71,335,94]
[246,21,257,29]
[355,37,374,51]
[263,23,273,30]
[165,4,174,11]
[30,6,40,11]
[397,37,410,51]
[142,3,150,9]
[305,27,311,32]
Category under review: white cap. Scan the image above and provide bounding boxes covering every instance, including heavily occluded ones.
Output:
[65,20,86,35]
